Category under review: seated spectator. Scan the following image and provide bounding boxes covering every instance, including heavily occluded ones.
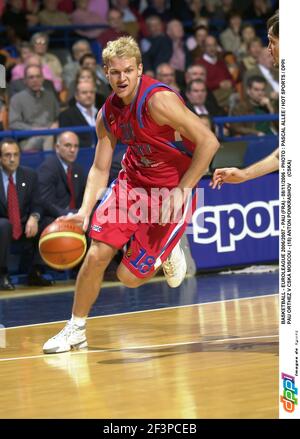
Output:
[11,53,62,92]
[219,11,242,56]
[62,39,92,88]
[230,76,277,136]
[166,19,192,86]
[241,37,263,72]
[140,15,172,76]
[59,81,98,148]
[9,65,60,151]
[183,63,223,113]
[185,79,223,117]
[112,0,140,38]
[71,0,106,39]
[196,35,234,110]
[155,63,180,93]
[243,0,272,21]
[97,7,129,48]
[79,53,111,97]
[68,67,106,109]
[37,131,87,229]
[142,0,171,21]
[30,32,63,81]
[0,138,53,290]
[187,25,209,61]
[237,24,257,61]
[8,77,58,100]
[1,0,38,43]
[243,47,279,103]
[38,0,71,26]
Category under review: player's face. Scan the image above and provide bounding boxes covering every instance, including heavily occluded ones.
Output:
[0,143,20,174]
[267,31,279,67]
[105,57,143,104]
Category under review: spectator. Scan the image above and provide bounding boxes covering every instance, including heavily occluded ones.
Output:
[0,138,53,290]
[9,65,60,151]
[68,67,106,109]
[79,53,111,97]
[241,37,263,71]
[62,39,92,88]
[112,0,140,38]
[166,19,192,86]
[142,0,171,21]
[140,15,172,76]
[185,79,223,117]
[219,12,242,55]
[59,81,98,148]
[97,7,129,48]
[188,25,209,61]
[71,0,106,39]
[243,47,279,103]
[11,53,62,92]
[237,24,257,60]
[197,35,234,109]
[155,63,180,92]
[30,32,63,81]
[230,76,277,136]
[38,0,71,26]
[37,131,87,229]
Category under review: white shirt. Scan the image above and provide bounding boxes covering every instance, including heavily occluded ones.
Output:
[76,102,97,127]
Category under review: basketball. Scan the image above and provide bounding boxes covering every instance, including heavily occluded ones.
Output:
[39,220,87,270]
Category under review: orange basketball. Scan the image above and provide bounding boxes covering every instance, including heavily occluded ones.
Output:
[39,220,87,270]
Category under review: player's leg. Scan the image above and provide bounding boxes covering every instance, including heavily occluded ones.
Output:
[43,241,116,354]
[72,240,117,316]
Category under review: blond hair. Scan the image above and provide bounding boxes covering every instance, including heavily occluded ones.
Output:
[102,36,142,67]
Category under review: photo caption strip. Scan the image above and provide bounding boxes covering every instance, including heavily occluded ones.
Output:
[279,4,300,418]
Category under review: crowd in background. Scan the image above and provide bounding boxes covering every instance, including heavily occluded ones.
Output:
[0,0,279,145]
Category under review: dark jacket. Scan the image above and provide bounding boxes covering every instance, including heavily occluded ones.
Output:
[58,106,96,148]
[0,166,43,224]
[37,154,87,218]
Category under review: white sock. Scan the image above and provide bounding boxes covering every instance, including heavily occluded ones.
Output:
[71,314,87,327]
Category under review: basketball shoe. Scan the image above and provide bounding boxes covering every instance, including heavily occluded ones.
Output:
[43,321,87,354]
[162,241,187,288]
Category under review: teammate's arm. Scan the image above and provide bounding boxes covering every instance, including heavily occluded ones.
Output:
[64,110,116,230]
[210,147,279,189]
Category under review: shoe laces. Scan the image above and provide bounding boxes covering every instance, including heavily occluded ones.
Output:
[53,322,83,340]
[163,257,175,277]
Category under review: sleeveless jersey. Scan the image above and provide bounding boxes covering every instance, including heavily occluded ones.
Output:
[102,75,196,189]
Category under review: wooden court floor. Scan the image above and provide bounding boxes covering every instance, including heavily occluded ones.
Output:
[0,293,278,419]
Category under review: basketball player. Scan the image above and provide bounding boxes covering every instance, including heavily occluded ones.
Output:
[210,10,279,189]
[43,36,219,354]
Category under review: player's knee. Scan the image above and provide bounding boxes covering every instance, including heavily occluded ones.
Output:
[117,271,145,288]
[84,244,113,270]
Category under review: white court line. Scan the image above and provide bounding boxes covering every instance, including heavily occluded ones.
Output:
[0,334,278,363]
[3,292,279,330]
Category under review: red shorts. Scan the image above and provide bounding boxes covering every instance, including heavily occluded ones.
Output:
[89,173,196,278]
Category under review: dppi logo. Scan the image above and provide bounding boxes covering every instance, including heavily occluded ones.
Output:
[280,372,298,413]
[193,200,279,252]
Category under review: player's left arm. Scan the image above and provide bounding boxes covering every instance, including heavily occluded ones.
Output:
[148,91,220,190]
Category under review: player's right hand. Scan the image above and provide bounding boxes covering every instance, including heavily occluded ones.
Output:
[209,167,246,189]
[57,211,90,232]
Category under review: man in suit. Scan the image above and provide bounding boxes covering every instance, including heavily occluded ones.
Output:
[0,138,53,290]
[37,131,87,228]
[185,79,223,117]
[58,81,98,148]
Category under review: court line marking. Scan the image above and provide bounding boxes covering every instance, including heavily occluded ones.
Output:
[0,334,279,363]
[2,292,278,330]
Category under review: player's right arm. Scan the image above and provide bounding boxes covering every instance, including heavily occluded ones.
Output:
[63,110,116,230]
[210,148,279,189]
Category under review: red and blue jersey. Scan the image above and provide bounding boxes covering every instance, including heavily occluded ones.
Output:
[102,74,196,189]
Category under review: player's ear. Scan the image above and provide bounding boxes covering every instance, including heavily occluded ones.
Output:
[138,63,143,77]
